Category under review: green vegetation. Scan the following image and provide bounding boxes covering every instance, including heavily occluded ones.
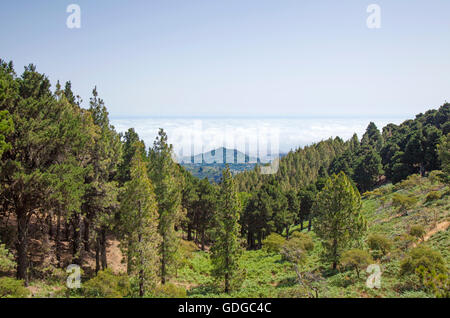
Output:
[210,167,244,293]
[82,269,130,298]
[409,225,426,241]
[262,233,286,253]
[0,58,448,298]
[340,249,373,278]
[367,234,392,258]
[119,144,160,296]
[0,277,29,298]
[400,246,446,276]
[313,172,367,269]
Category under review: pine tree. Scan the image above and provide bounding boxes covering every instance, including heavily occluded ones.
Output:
[298,187,316,231]
[117,128,142,186]
[353,146,383,192]
[119,143,161,297]
[82,87,122,270]
[0,110,13,158]
[312,172,367,269]
[0,62,90,283]
[192,178,217,250]
[284,189,299,238]
[148,129,183,284]
[180,166,199,242]
[361,122,383,151]
[211,167,243,293]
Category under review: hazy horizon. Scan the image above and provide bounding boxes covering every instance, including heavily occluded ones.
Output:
[111,115,407,158]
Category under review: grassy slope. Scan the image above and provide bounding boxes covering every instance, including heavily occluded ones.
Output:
[22,173,449,298]
[175,173,449,298]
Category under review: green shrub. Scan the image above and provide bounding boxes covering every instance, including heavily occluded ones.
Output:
[416,266,449,298]
[427,170,442,184]
[425,191,441,203]
[174,240,200,276]
[262,233,286,253]
[280,234,314,264]
[152,283,186,298]
[290,232,314,252]
[409,225,426,240]
[392,193,418,215]
[367,234,392,258]
[0,277,29,298]
[82,269,130,298]
[395,233,417,250]
[281,239,307,264]
[394,174,422,191]
[400,246,446,276]
[340,249,373,278]
[0,243,15,272]
[40,265,67,283]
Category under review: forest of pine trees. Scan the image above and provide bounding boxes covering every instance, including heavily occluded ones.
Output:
[0,59,449,298]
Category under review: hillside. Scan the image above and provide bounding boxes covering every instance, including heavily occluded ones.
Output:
[172,173,449,298]
[1,59,448,299]
[179,147,262,182]
[178,147,259,165]
[15,172,448,298]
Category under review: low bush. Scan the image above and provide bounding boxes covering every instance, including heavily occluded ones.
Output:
[262,233,286,253]
[425,191,441,203]
[0,277,29,298]
[392,193,418,216]
[82,269,130,298]
[367,233,392,258]
[409,225,426,240]
[340,249,373,278]
[290,232,314,252]
[395,233,417,250]
[400,246,446,276]
[0,243,15,272]
[152,282,187,298]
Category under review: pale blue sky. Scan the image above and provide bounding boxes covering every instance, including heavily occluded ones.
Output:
[1,0,449,118]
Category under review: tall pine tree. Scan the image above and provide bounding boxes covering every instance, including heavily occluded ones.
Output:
[211,167,243,293]
[148,129,183,284]
[313,172,367,269]
[119,142,161,297]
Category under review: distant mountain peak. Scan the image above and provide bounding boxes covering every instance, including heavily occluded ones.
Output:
[178,147,259,164]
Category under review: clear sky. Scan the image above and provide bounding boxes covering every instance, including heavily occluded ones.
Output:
[1,0,449,118]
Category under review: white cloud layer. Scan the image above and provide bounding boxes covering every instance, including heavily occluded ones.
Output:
[111,117,405,159]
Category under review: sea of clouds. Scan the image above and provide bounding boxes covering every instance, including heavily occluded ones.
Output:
[111,116,406,162]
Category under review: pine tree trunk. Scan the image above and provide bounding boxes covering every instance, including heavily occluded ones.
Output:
[187,224,192,241]
[47,212,53,237]
[72,213,82,265]
[250,232,255,249]
[161,242,166,285]
[16,210,29,285]
[257,231,263,249]
[65,221,70,241]
[83,217,90,252]
[138,231,144,297]
[95,235,100,274]
[56,212,61,268]
[308,214,312,231]
[201,231,205,251]
[332,238,338,270]
[127,240,132,276]
[100,227,107,270]
[420,163,425,177]
[225,272,230,294]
